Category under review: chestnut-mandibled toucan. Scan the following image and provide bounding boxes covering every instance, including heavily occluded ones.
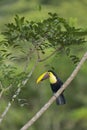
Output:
[36,70,66,105]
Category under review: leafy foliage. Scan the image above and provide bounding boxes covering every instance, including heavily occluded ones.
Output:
[1,13,87,68]
[0,12,87,89]
[0,64,28,88]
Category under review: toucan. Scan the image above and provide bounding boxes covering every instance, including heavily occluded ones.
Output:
[36,70,66,105]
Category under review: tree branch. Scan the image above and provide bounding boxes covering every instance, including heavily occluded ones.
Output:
[20,52,87,130]
[0,61,38,124]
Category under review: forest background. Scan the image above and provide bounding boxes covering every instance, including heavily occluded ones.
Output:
[0,0,87,130]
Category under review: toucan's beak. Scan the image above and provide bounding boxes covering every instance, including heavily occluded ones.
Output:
[36,72,49,84]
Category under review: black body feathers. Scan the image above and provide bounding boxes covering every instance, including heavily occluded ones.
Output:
[49,70,66,105]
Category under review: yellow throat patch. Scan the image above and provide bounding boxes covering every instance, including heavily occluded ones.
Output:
[49,72,57,84]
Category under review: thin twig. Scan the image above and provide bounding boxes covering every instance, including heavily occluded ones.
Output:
[23,47,36,72]
[20,52,87,130]
[0,81,3,90]
[0,61,38,124]
[0,90,4,99]
[0,83,12,100]
[38,46,63,62]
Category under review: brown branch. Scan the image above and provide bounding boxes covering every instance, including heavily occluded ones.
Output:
[20,52,87,130]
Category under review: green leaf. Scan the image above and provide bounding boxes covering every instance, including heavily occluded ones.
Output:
[70,55,80,64]
[65,48,70,56]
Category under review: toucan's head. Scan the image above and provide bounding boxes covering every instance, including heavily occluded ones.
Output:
[36,70,57,84]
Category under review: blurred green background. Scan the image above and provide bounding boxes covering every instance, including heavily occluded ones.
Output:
[0,0,87,130]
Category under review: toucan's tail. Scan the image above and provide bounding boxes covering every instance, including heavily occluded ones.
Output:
[56,94,66,105]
